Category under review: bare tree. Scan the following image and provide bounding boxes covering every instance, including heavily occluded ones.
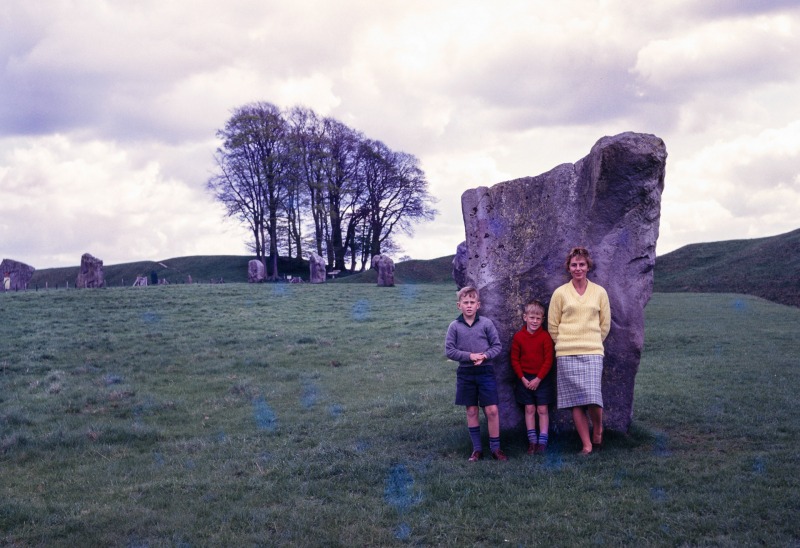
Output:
[208,102,290,280]
[210,103,438,274]
[320,118,364,271]
[359,139,438,257]
[287,107,327,259]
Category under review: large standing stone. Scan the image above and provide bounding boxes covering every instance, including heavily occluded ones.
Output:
[371,254,395,287]
[309,252,326,284]
[248,259,266,283]
[0,258,35,291]
[76,253,104,288]
[454,132,667,433]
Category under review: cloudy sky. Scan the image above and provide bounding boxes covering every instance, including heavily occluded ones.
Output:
[2,0,799,268]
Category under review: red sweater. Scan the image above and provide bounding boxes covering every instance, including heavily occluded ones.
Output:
[510,326,554,380]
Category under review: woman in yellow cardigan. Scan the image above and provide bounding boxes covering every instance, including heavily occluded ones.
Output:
[548,247,611,455]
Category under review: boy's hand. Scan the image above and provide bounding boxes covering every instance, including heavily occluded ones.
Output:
[529,378,541,390]
[470,353,486,365]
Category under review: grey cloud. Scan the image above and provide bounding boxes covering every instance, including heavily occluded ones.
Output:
[2,0,799,266]
[689,0,800,19]
[729,154,800,189]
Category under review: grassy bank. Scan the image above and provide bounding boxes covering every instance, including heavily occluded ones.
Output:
[1,285,798,546]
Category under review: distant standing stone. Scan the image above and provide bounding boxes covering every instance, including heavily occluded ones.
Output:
[248,260,266,283]
[309,252,326,284]
[452,242,469,289]
[454,132,667,433]
[371,254,395,287]
[0,258,35,291]
[76,253,105,288]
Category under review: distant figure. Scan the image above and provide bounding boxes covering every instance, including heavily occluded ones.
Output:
[548,247,611,455]
[445,286,507,461]
[2,272,10,291]
[510,299,555,455]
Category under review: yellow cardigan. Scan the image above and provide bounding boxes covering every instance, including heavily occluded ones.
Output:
[548,280,611,357]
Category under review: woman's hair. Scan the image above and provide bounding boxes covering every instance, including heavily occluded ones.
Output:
[564,246,593,272]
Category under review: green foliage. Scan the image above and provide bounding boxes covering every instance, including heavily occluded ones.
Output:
[1,286,798,546]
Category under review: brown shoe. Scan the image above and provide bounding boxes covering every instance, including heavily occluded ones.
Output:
[536,443,547,455]
[468,450,483,462]
[491,449,508,461]
[527,443,537,455]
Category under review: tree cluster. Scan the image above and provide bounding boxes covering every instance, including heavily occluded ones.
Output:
[207,102,438,280]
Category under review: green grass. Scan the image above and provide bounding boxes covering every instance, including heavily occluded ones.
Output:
[1,286,798,546]
[28,255,312,288]
[339,255,457,284]
[27,252,455,289]
[654,227,800,307]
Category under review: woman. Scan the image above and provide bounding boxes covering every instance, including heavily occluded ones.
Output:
[548,247,611,454]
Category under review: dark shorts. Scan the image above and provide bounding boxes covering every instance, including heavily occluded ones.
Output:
[455,365,499,407]
[514,372,555,406]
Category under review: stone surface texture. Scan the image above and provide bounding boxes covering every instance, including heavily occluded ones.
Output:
[248,260,266,283]
[309,252,326,284]
[371,254,395,287]
[76,253,104,288]
[0,258,35,290]
[454,132,667,433]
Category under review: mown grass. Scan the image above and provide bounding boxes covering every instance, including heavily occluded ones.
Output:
[1,286,798,546]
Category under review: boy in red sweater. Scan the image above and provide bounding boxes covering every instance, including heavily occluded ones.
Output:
[510,299,555,454]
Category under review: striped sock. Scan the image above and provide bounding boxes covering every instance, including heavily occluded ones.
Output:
[469,426,482,452]
[527,429,538,444]
[489,436,501,453]
[539,432,549,446]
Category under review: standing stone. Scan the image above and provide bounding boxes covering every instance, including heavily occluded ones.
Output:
[0,258,35,291]
[452,242,469,289]
[371,254,395,287]
[76,253,104,288]
[454,132,667,433]
[248,259,266,283]
[309,252,326,284]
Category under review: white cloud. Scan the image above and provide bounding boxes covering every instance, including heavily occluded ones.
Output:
[633,14,800,93]
[658,120,800,252]
[1,0,799,267]
[0,135,248,267]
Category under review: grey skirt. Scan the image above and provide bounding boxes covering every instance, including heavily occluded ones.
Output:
[556,354,604,409]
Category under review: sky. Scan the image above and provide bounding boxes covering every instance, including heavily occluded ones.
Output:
[2,0,799,269]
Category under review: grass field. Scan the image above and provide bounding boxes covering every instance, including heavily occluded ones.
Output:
[1,284,798,546]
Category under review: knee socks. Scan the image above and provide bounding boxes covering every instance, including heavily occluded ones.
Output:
[468,426,482,452]
[538,432,549,447]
